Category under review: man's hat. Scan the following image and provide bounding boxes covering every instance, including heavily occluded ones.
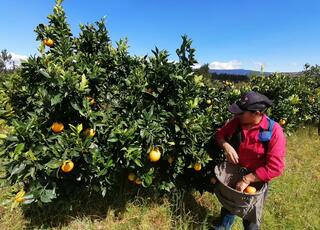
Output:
[228,91,273,114]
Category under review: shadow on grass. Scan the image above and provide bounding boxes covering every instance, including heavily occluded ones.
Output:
[21,184,221,229]
[21,180,148,229]
[168,189,221,229]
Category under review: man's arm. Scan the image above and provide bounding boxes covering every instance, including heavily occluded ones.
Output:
[215,117,240,164]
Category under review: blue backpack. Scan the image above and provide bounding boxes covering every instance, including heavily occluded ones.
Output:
[259,116,275,142]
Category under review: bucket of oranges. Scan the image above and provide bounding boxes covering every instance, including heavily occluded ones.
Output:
[213,162,268,220]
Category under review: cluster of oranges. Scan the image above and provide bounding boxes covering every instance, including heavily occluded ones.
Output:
[127,172,142,185]
[50,97,97,174]
[127,146,204,185]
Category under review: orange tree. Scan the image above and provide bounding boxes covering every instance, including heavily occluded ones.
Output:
[2,0,319,206]
[249,71,320,134]
[0,0,232,205]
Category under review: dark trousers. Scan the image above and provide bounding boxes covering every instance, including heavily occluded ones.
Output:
[220,207,259,230]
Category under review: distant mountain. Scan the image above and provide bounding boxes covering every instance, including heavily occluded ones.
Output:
[209,69,271,76]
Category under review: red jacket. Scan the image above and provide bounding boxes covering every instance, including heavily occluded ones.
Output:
[215,114,286,181]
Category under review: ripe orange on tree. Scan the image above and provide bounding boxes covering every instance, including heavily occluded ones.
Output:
[135,178,142,185]
[86,96,96,105]
[43,38,54,47]
[244,186,257,194]
[128,173,136,182]
[148,146,161,162]
[194,163,202,171]
[51,122,64,133]
[61,160,74,173]
[279,119,286,126]
[83,128,96,137]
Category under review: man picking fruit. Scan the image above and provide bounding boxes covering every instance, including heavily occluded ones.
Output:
[214,91,286,230]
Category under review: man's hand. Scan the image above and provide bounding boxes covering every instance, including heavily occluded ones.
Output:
[222,142,239,164]
[236,179,249,192]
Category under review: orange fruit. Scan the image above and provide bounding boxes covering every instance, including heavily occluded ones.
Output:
[149,147,161,162]
[86,96,96,105]
[194,163,202,171]
[44,38,54,47]
[15,190,25,203]
[51,122,64,133]
[244,186,257,194]
[83,128,96,137]
[128,173,136,182]
[279,119,286,126]
[15,197,25,203]
[61,160,74,173]
[135,178,142,185]
[206,99,212,105]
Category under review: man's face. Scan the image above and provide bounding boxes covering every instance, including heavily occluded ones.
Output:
[236,111,258,125]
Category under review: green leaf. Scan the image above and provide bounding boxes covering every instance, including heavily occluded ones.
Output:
[107,138,118,143]
[14,143,25,156]
[10,163,26,176]
[134,158,142,167]
[51,94,62,106]
[77,124,83,134]
[143,175,153,186]
[46,159,62,169]
[38,69,50,78]
[79,74,88,92]
[175,124,180,132]
[25,150,37,161]
[40,189,56,203]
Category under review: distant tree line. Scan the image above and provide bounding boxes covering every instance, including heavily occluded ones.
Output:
[193,63,250,83]
[0,49,17,73]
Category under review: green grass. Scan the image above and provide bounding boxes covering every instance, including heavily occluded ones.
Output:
[1,126,319,230]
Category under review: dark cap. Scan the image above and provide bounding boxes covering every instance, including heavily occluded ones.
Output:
[228,91,273,114]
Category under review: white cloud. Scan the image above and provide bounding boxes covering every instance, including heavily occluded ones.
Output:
[191,63,202,69]
[208,60,241,70]
[10,52,28,66]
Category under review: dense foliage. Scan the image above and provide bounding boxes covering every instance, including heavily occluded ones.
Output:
[0,0,319,206]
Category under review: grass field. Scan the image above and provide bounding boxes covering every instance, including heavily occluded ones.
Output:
[1,126,319,230]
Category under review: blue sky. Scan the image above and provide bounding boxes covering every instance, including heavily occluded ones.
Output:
[1,0,320,72]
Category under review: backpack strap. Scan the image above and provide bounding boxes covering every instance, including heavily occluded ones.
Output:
[259,116,275,142]
[230,116,275,153]
[259,116,275,153]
